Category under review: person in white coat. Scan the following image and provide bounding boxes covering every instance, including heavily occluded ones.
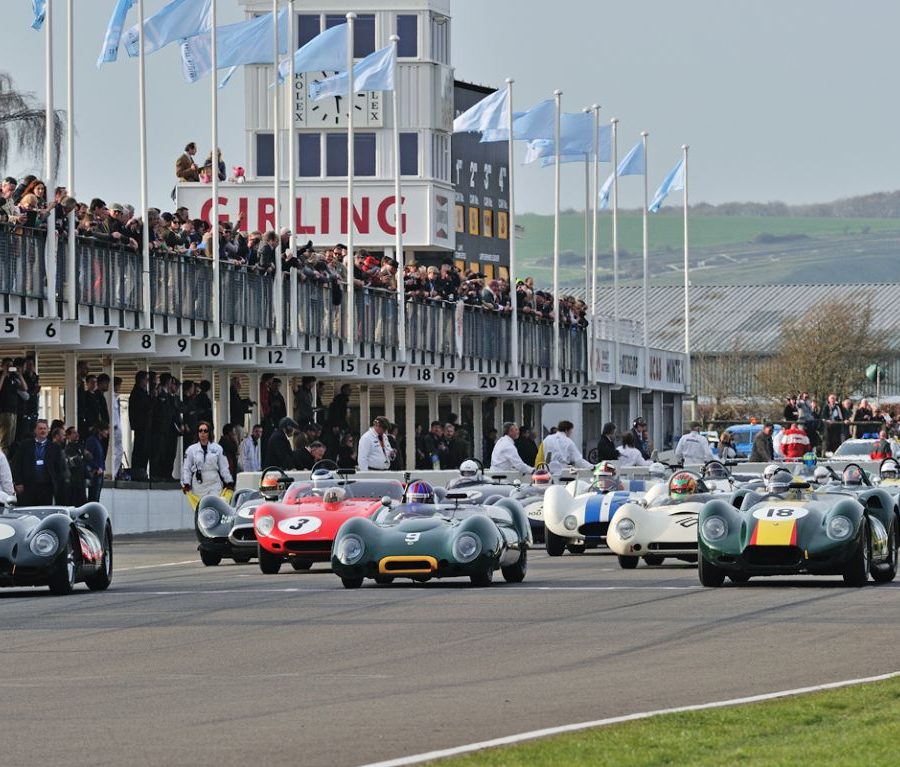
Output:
[674,421,714,465]
[238,424,263,473]
[540,420,593,475]
[617,432,651,467]
[0,449,14,497]
[181,421,233,507]
[357,416,396,471]
[490,423,533,474]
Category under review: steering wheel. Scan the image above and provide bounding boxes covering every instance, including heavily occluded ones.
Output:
[259,466,293,498]
[311,458,340,474]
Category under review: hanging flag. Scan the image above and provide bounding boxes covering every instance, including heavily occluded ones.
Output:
[97,0,136,68]
[482,98,555,143]
[598,139,645,209]
[277,22,349,84]
[308,44,394,100]
[649,157,686,212]
[181,9,288,84]
[526,120,613,165]
[453,86,509,136]
[123,0,211,58]
[31,0,45,30]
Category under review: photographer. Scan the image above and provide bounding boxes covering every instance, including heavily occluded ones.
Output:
[0,357,27,453]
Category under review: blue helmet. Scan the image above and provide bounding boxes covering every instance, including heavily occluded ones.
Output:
[407,480,434,504]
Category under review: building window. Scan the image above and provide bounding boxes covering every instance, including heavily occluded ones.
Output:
[298,133,320,177]
[325,13,375,57]
[396,15,418,58]
[326,132,376,177]
[297,14,320,48]
[400,132,418,176]
[430,13,449,64]
[432,133,450,181]
[256,133,274,177]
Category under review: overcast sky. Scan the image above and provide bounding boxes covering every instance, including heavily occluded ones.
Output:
[2,0,898,214]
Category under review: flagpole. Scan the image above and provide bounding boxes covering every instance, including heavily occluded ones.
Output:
[610,117,619,378]
[682,144,691,399]
[273,0,283,339]
[507,78,518,377]
[287,0,297,347]
[211,0,220,338]
[66,0,76,317]
[590,104,600,376]
[552,89,562,381]
[582,106,591,303]
[641,130,649,366]
[345,12,356,354]
[138,0,150,329]
[44,0,56,314]
[389,34,406,363]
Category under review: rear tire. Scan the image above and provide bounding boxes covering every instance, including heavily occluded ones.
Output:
[374,575,394,585]
[698,554,727,587]
[545,529,567,557]
[85,530,113,591]
[199,549,222,567]
[341,576,363,589]
[470,563,495,586]
[501,548,528,583]
[843,521,871,587]
[617,555,639,570]
[258,547,283,575]
[290,558,313,571]
[642,554,665,566]
[232,553,252,564]
[566,543,587,555]
[48,532,77,596]
[728,573,750,583]
[872,521,897,584]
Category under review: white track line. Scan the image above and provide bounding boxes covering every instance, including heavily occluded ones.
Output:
[357,671,900,767]
[117,560,199,572]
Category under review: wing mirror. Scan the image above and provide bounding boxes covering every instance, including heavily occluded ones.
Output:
[381,496,393,507]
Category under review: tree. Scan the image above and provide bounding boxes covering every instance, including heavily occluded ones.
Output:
[0,72,63,176]
[756,296,891,403]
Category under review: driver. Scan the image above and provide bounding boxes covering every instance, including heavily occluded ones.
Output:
[813,465,835,486]
[669,471,699,500]
[592,462,623,493]
[406,480,435,505]
[702,461,730,480]
[531,467,552,486]
[322,486,347,508]
[447,459,484,489]
[765,469,793,496]
[880,459,900,482]
[842,465,864,487]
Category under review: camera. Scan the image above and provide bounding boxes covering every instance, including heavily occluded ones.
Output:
[195,469,203,483]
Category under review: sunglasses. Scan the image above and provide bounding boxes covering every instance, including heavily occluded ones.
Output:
[198,428,209,433]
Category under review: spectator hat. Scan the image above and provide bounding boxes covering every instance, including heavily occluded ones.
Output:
[278,416,299,431]
[110,203,124,213]
[279,227,291,236]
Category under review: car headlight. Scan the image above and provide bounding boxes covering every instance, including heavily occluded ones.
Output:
[255,515,275,537]
[197,507,222,530]
[563,515,578,531]
[701,516,728,541]
[336,534,365,565]
[453,533,481,563]
[828,515,853,540]
[30,530,59,557]
[616,518,636,540]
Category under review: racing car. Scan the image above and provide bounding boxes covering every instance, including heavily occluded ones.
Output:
[441,459,522,500]
[195,466,293,566]
[331,480,531,588]
[506,464,591,544]
[698,468,899,586]
[0,493,113,595]
[254,475,405,574]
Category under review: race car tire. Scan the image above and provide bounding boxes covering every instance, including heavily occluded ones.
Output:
[843,522,871,587]
[374,575,394,584]
[85,529,113,591]
[545,529,567,557]
[566,543,587,555]
[872,520,898,584]
[501,548,528,583]
[341,576,364,589]
[232,553,252,564]
[728,573,750,583]
[199,549,222,567]
[470,563,495,587]
[642,554,665,566]
[290,558,313,571]
[48,532,77,596]
[258,547,283,575]
[698,554,727,587]
[617,555,639,570]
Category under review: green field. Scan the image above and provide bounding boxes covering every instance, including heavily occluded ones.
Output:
[515,212,900,290]
[427,675,900,767]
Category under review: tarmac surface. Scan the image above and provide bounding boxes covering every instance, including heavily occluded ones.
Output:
[3,531,900,767]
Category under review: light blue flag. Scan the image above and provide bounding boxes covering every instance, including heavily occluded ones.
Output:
[453,87,509,136]
[479,98,555,143]
[181,9,288,84]
[599,140,645,209]
[31,0,45,29]
[527,120,613,166]
[308,44,394,100]
[277,23,348,84]
[123,0,211,58]
[648,157,686,212]
[97,0,136,68]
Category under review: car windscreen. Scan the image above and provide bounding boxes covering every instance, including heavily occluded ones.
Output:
[834,440,877,457]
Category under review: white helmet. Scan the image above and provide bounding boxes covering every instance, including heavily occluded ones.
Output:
[763,464,781,481]
[459,460,482,479]
[813,466,832,484]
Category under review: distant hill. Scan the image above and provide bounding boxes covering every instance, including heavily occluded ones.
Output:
[516,191,900,290]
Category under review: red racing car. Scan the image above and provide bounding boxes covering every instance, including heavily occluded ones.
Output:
[253,475,405,574]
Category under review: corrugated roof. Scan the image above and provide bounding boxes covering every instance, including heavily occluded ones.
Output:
[586,283,900,353]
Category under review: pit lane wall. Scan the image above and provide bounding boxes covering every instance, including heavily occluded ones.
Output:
[106,461,883,535]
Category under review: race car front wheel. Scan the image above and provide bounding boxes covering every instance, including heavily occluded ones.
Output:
[871,520,897,584]
[617,555,639,570]
[290,558,313,571]
[258,547,283,575]
[470,563,495,587]
[698,554,726,587]
[199,549,222,567]
[85,529,113,591]
[545,530,567,557]
[843,522,871,587]
[48,532,77,596]
[642,554,664,566]
[341,576,364,589]
[566,543,587,555]
[501,548,528,583]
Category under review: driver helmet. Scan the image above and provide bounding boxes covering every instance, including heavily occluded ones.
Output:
[842,465,864,486]
[322,486,347,507]
[531,467,552,486]
[702,461,729,480]
[311,468,336,482]
[766,469,793,495]
[260,473,282,500]
[813,465,833,485]
[881,459,900,480]
[763,464,781,481]
[669,471,698,500]
[593,461,617,477]
[459,460,482,480]
[406,480,435,504]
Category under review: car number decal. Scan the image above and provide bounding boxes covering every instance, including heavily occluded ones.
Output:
[526,504,544,519]
[277,515,323,536]
[405,533,421,545]
[752,506,809,521]
[0,523,15,541]
[237,505,259,519]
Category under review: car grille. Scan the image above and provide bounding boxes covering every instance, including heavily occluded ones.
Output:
[744,546,802,568]
[649,542,698,551]
[285,541,332,554]
[229,527,257,543]
[579,522,609,538]
[379,556,438,574]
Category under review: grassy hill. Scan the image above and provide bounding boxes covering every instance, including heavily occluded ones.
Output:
[515,212,900,290]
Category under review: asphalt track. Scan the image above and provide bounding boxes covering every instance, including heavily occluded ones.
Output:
[3,532,900,767]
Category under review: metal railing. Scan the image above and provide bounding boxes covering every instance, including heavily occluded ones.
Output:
[0,223,47,300]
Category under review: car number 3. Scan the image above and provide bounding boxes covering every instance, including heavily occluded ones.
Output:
[277,516,323,536]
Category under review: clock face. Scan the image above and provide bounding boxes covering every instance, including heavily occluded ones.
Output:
[294,71,383,128]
